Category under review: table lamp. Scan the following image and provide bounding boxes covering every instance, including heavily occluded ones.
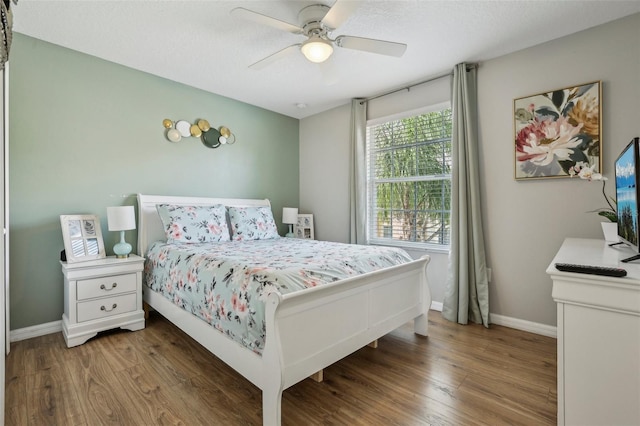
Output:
[282,207,298,238]
[107,206,136,258]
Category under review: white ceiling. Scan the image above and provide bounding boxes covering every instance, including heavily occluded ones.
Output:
[11,1,640,119]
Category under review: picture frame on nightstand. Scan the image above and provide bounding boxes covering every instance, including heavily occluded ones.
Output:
[60,214,106,263]
[295,214,314,240]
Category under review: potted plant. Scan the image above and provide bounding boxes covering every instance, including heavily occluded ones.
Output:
[570,162,617,241]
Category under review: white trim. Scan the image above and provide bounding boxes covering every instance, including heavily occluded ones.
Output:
[8,306,558,342]
[1,63,7,426]
[371,242,449,255]
[489,313,557,338]
[10,320,62,342]
[366,100,451,126]
[15,305,444,343]
[370,239,451,253]
[365,105,453,251]
[430,301,556,338]
[4,64,9,356]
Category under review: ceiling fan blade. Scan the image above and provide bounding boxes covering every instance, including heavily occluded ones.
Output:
[231,7,303,34]
[321,0,362,30]
[249,44,301,70]
[335,35,407,57]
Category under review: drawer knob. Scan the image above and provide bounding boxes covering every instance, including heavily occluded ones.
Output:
[100,283,118,291]
[100,303,117,312]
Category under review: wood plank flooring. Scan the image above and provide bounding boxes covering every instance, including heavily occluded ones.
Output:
[5,311,556,425]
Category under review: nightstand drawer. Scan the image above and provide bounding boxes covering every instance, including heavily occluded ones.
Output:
[77,293,137,322]
[77,273,137,300]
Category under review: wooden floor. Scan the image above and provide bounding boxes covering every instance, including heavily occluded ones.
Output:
[5,311,556,425]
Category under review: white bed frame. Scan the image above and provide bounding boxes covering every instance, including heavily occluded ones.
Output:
[137,194,431,426]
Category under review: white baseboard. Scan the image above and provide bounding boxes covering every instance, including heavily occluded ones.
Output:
[11,306,446,342]
[10,320,62,342]
[430,301,556,338]
[10,304,557,342]
[489,313,557,338]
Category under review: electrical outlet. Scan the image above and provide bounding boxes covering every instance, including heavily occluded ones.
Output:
[487,268,492,283]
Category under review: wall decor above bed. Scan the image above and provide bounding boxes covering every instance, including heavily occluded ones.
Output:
[162,118,236,148]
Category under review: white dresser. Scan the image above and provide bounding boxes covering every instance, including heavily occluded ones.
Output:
[547,238,640,425]
[61,254,145,347]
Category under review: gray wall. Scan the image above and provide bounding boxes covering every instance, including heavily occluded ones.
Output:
[9,34,299,330]
[299,103,351,243]
[300,13,640,327]
[477,13,640,326]
[299,103,450,305]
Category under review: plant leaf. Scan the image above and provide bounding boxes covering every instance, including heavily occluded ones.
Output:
[558,159,576,175]
[569,83,594,101]
[535,107,559,121]
[568,148,589,164]
[598,211,617,222]
[573,134,592,151]
[552,90,565,109]
[561,101,574,116]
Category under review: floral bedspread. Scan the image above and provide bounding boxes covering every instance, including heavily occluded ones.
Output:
[144,238,412,355]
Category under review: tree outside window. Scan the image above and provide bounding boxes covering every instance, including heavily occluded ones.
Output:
[367,107,452,248]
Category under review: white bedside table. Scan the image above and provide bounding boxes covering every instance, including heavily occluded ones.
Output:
[61,254,146,347]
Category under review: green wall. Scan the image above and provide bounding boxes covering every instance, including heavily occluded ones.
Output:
[8,34,299,330]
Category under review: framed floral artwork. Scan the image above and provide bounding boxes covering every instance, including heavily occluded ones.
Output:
[295,214,314,240]
[514,80,601,180]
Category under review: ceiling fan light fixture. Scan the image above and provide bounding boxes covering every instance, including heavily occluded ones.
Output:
[301,36,333,63]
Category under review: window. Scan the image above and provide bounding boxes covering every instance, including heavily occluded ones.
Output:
[366,104,452,249]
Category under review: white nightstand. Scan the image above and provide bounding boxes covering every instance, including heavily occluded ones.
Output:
[61,254,145,347]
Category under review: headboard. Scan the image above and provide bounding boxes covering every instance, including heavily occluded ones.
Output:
[136,194,271,256]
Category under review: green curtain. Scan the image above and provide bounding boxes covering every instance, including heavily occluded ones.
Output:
[442,63,490,327]
[349,98,367,245]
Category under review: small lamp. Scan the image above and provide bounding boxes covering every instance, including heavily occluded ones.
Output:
[282,207,298,238]
[107,206,136,258]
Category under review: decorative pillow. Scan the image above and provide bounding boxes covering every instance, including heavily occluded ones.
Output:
[228,206,279,241]
[156,204,230,243]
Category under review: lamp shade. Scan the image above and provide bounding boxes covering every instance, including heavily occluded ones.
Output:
[107,206,136,231]
[282,207,298,225]
[301,36,333,63]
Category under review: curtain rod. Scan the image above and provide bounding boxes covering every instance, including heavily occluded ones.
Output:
[360,64,476,104]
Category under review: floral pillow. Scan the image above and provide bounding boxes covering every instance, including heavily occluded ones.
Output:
[228,206,279,241]
[157,204,230,243]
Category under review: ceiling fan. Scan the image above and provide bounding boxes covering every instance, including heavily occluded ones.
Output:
[230,1,407,70]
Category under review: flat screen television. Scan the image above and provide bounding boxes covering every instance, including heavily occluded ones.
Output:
[615,137,640,262]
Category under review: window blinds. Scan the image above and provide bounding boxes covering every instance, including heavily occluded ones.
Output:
[366,108,452,247]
